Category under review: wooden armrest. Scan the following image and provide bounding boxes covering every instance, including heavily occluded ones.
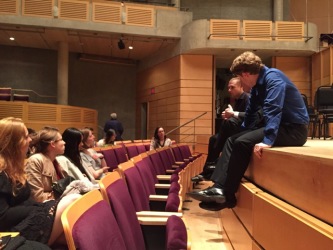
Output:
[0,232,20,237]
[155,183,171,189]
[136,211,182,217]
[137,216,168,225]
[157,175,171,181]
[149,194,168,201]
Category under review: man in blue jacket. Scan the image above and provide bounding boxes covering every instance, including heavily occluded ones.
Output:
[188,51,309,211]
[104,113,124,141]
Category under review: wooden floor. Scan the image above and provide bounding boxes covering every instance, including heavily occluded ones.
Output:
[182,137,333,250]
[182,181,233,250]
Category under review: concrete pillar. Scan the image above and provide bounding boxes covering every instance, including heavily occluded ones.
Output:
[171,0,180,8]
[274,0,283,21]
[57,41,68,105]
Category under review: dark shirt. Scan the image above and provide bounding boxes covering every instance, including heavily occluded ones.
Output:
[104,119,124,141]
[0,172,34,231]
[243,66,309,145]
[233,91,250,120]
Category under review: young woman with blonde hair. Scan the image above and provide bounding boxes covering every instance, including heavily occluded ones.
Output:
[0,117,80,247]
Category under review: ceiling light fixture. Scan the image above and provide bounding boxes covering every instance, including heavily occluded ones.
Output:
[9,37,15,41]
[129,45,133,50]
[118,39,125,50]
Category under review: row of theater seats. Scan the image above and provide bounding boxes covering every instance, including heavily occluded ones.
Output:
[94,140,175,171]
[0,87,30,101]
[61,144,204,250]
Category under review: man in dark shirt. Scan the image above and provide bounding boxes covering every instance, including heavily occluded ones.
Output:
[192,77,250,182]
[103,113,124,141]
[189,51,309,211]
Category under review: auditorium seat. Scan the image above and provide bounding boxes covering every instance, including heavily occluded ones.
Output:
[117,160,183,212]
[13,94,29,102]
[125,143,139,158]
[99,147,119,171]
[132,154,181,196]
[0,87,12,101]
[61,189,126,250]
[113,144,129,163]
[136,143,147,154]
[99,171,190,250]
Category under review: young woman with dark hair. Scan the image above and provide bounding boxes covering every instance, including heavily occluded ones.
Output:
[56,128,96,183]
[149,126,172,150]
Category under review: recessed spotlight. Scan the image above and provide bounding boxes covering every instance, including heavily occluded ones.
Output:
[129,46,133,50]
[9,37,15,41]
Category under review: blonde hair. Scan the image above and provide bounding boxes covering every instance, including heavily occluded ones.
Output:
[0,117,27,190]
[230,51,264,76]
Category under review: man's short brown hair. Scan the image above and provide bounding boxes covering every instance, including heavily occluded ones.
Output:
[230,51,264,76]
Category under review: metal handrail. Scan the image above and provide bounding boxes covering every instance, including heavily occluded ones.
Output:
[166,111,207,136]
[12,88,57,98]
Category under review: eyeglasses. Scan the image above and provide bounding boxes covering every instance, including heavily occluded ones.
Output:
[54,138,63,143]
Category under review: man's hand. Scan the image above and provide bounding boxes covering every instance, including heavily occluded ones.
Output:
[253,143,271,159]
[222,104,234,120]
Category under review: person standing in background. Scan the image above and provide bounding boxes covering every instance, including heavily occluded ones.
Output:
[103,113,124,141]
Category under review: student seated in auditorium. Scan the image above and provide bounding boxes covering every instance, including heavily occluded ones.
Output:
[103,112,124,141]
[56,128,98,184]
[25,126,68,202]
[26,127,37,157]
[0,117,81,247]
[149,126,172,150]
[80,128,109,180]
[191,77,250,182]
[96,128,117,147]
[188,51,309,211]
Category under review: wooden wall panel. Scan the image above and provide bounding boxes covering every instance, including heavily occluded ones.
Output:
[322,48,331,84]
[290,0,332,38]
[0,102,97,133]
[136,56,181,139]
[253,192,333,250]
[136,55,213,144]
[272,56,311,101]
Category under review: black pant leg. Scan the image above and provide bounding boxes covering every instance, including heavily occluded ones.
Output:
[205,134,218,163]
[210,129,257,186]
[224,124,308,195]
[205,118,242,165]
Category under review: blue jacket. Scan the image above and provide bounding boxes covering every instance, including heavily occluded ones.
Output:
[104,119,124,141]
[243,66,309,145]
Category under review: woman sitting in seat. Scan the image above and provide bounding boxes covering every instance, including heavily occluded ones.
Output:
[0,117,80,247]
[80,128,109,180]
[150,126,172,150]
[56,128,97,184]
[25,126,67,202]
[97,128,117,147]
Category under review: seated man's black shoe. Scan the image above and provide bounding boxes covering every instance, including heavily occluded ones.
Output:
[199,200,236,211]
[191,174,205,182]
[187,186,226,203]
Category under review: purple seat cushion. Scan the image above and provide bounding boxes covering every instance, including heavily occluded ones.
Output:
[101,149,118,171]
[126,145,139,159]
[114,147,128,163]
[168,181,180,194]
[107,179,146,250]
[165,192,180,212]
[72,200,126,250]
[165,215,187,250]
[136,144,146,154]
[124,167,150,211]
